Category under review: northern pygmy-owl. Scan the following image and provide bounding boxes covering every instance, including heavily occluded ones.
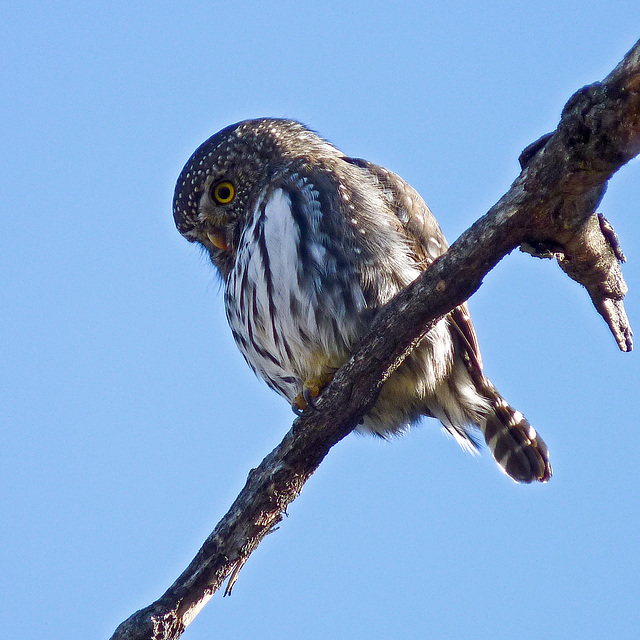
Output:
[173,118,551,483]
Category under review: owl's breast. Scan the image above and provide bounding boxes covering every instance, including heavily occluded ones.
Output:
[224,184,367,401]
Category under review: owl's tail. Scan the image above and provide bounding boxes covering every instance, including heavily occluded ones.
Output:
[480,383,552,483]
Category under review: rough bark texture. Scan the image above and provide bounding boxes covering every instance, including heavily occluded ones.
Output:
[111,39,640,640]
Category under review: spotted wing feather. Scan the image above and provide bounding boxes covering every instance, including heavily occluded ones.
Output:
[344,157,552,483]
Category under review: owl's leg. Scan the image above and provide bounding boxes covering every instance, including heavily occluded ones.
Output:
[291,371,336,413]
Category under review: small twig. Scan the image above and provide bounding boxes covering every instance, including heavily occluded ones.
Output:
[224,556,250,597]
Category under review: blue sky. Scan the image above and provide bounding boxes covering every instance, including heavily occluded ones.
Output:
[1,3,639,639]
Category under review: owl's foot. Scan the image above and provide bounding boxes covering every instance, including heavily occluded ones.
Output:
[291,372,335,414]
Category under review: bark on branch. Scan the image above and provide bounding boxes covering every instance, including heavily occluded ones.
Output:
[111,39,640,640]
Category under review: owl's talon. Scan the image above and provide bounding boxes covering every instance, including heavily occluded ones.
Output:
[291,394,307,415]
[300,371,335,410]
[303,387,320,411]
[291,373,334,415]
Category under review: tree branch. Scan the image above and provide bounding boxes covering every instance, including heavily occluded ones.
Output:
[111,39,640,640]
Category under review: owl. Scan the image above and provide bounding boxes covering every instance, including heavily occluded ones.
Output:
[173,118,551,483]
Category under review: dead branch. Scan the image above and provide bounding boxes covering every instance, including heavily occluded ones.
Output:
[110,38,640,640]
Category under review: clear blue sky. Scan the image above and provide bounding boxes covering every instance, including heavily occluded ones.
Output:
[2,3,639,639]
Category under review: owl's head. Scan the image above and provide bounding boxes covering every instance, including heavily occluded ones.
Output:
[173,118,340,272]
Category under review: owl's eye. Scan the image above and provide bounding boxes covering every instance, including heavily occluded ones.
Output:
[212,181,235,204]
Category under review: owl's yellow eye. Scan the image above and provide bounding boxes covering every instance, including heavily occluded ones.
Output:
[213,181,235,204]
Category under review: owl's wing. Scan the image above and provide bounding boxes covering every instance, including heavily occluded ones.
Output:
[342,156,483,372]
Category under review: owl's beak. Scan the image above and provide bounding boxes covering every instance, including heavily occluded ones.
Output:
[206,229,229,252]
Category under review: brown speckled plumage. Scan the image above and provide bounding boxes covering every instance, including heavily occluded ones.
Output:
[174,118,551,483]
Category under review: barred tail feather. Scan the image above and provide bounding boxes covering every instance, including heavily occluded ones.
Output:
[481,392,552,483]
